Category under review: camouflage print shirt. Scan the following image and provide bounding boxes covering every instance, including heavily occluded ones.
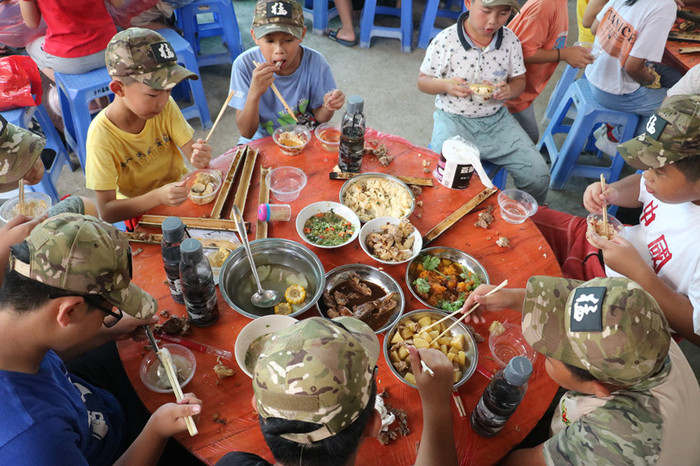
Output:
[544,341,700,465]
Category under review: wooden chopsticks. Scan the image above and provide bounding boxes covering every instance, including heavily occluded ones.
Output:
[159,346,198,436]
[453,391,466,417]
[18,179,24,216]
[252,60,297,122]
[205,89,234,143]
[600,174,608,236]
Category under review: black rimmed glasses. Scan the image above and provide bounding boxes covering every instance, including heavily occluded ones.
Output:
[84,295,124,328]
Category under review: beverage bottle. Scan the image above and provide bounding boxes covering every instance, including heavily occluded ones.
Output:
[161,216,185,304]
[471,356,533,437]
[180,238,219,327]
[338,96,365,172]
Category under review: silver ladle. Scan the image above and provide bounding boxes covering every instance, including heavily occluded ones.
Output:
[232,205,281,308]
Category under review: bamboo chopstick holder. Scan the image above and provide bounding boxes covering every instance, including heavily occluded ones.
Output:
[252,61,297,122]
[205,89,234,143]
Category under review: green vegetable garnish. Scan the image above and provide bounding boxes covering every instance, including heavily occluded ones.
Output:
[437,293,466,312]
[414,278,430,294]
[422,255,441,271]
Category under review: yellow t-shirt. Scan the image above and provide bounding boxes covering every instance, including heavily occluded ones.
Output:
[577,0,595,43]
[86,97,194,199]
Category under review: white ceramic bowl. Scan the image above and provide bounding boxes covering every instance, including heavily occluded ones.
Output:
[266,166,307,202]
[139,344,196,393]
[0,191,52,222]
[359,216,422,265]
[296,201,361,249]
[234,314,297,378]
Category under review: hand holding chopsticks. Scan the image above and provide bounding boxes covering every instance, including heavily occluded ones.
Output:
[252,60,297,122]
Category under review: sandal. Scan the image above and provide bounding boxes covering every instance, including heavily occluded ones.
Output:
[327,29,357,47]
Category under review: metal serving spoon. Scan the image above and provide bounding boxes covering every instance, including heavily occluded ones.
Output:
[231,205,281,308]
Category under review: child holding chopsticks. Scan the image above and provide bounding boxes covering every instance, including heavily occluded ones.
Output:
[229,0,345,143]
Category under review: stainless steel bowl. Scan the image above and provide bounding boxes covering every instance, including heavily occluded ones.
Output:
[219,238,325,319]
[384,309,478,389]
[405,247,490,310]
[315,263,404,334]
[339,173,415,222]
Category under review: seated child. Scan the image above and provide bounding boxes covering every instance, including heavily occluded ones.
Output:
[229,0,345,143]
[466,276,700,464]
[531,95,700,345]
[86,27,212,226]
[216,317,458,466]
[0,213,202,463]
[417,0,550,204]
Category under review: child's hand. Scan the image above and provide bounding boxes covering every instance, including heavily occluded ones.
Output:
[0,213,46,248]
[460,283,510,324]
[158,181,189,206]
[583,181,618,213]
[148,393,202,439]
[445,78,471,98]
[323,89,345,112]
[250,61,277,99]
[104,315,159,342]
[586,231,645,279]
[492,81,512,101]
[562,46,595,69]
[23,158,45,185]
[189,138,211,168]
[408,347,453,410]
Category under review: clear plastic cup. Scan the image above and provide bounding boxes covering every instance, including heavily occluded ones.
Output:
[497,189,538,224]
[586,212,623,240]
[266,167,307,202]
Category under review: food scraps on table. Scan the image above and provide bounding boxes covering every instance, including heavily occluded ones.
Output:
[213,357,235,380]
[411,255,481,311]
[496,236,511,248]
[489,320,506,336]
[343,177,413,221]
[474,205,495,229]
[376,390,409,445]
[389,313,472,384]
[321,273,398,331]
[154,315,191,336]
[303,210,356,246]
[365,218,416,262]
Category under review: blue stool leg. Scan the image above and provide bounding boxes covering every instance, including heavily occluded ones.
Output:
[543,64,579,125]
[417,0,441,49]
[400,0,413,53]
[359,0,378,49]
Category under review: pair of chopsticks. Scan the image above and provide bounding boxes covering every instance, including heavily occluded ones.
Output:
[453,391,467,417]
[18,179,25,215]
[145,327,198,436]
[600,174,608,235]
[423,279,510,342]
[252,60,298,122]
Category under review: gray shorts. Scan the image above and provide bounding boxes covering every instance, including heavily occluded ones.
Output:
[26,36,107,75]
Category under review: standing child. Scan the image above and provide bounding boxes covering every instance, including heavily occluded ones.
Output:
[417,0,550,204]
[85,27,212,227]
[229,0,345,143]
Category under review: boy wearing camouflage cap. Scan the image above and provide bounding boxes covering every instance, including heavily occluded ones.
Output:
[217,317,458,466]
[0,213,202,463]
[464,276,700,465]
[533,95,700,345]
[229,0,345,143]
[85,27,212,226]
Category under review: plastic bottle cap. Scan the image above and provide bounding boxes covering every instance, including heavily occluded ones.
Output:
[180,238,204,261]
[347,95,364,114]
[162,216,185,242]
[503,356,533,386]
[258,204,270,222]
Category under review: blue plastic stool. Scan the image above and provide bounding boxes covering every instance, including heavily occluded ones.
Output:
[175,0,243,67]
[54,67,113,171]
[359,0,413,53]
[482,160,507,190]
[159,28,213,130]
[1,104,73,202]
[537,79,639,190]
[542,64,582,126]
[302,0,339,35]
[417,0,465,49]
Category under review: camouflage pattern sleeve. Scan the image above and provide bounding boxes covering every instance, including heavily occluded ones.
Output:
[543,393,663,465]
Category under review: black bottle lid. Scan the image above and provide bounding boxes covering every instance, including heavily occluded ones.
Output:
[180,238,204,262]
[162,217,185,242]
[347,95,364,114]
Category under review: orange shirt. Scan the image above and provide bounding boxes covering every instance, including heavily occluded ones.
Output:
[506,0,568,113]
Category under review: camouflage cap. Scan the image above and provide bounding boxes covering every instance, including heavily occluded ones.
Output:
[253,316,379,444]
[252,0,305,40]
[0,115,45,186]
[105,27,198,91]
[9,213,157,319]
[479,0,521,13]
[618,95,700,170]
[521,276,670,386]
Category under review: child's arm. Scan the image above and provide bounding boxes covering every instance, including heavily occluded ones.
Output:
[409,347,458,466]
[19,0,41,29]
[460,284,527,324]
[525,46,594,69]
[180,138,212,169]
[417,72,472,98]
[582,0,607,29]
[313,89,345,124]
[583,173,643,213]
[95,184,188,223]
[0,214,46,286]
[114,394,202,466]
[493,74,526,101]
[236,62,278,139]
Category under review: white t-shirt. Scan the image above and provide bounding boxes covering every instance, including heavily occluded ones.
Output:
[667,64,700,97]
[605,176,700,335]
[419,14,526,118]
[584,0,677,95]
[546,341,700,465]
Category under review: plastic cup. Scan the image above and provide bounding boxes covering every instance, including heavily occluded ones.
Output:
[266,167,307,202]
[488,323,538,368]
[497,189,538,224]
[586,212,623,240]
[573,41,602,59]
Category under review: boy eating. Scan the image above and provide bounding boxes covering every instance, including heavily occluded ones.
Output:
[229,0,345,143]
[86,28,212,226]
